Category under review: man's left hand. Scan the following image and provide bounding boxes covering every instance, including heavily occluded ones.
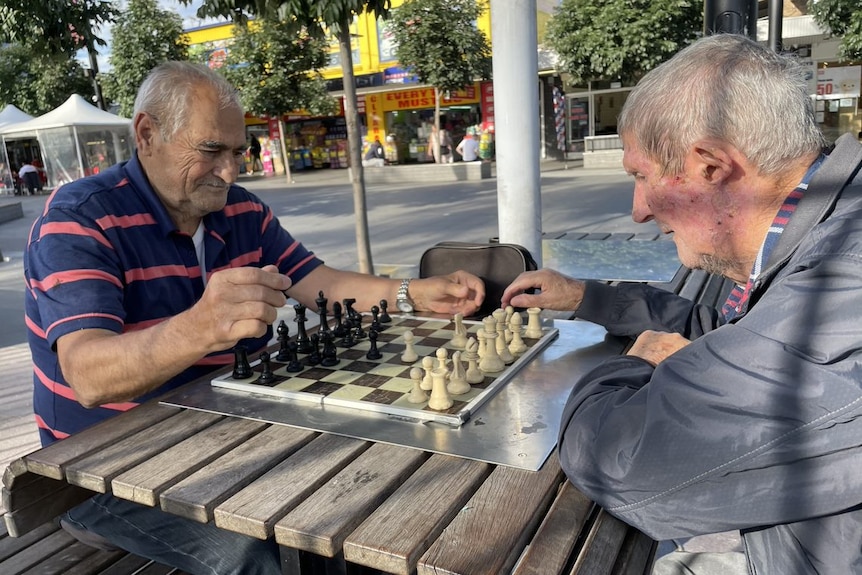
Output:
[412,270,485,316]
[627,330,690,366]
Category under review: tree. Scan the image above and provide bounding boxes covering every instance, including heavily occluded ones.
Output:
[544,0,702,85]
[101,0,189,118]
[184,0,391,275]
[387,0,491,160]
[809,0,862,60]
[0,1,118,109]
[0,44,94,115]
[219,19,336,183]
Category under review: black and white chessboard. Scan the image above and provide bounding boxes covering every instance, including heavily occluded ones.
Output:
[210,314,558,426]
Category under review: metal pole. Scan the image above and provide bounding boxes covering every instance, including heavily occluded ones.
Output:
[768,0,783,52]
[490,0,542,266]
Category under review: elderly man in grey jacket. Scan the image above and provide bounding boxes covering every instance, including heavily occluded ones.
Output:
[503,34,862,575]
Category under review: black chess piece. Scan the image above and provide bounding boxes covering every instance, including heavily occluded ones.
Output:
[366,329,382,360]
[379,299,392,323]
[275,320,291,361]
[306,333,321,366]
[332,301,347,338]
[340,327,356,348]
[286,341,303,372]
[294,303,312,353]
[257,351,276,385]
[320,330,339,367]
[316,290,331,334]
[370,305,382,332]
[232,345,253,379]
[343,298,360,325]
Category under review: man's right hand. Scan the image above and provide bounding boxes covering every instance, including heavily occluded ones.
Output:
[191,264,291,352]
[501,269,586,311]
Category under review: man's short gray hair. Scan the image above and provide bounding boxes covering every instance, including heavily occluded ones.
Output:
[133,61,242,142]
[617,34,826,177]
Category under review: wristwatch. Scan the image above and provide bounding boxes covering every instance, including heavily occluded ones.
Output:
[396,278,414,313]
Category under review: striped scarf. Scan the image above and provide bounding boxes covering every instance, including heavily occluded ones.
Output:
[721,155,825,320]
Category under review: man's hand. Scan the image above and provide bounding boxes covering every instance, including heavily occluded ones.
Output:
[627,330,690,366]
[501,269,586,311]
[411,270,485,316]
[189,264,291,352]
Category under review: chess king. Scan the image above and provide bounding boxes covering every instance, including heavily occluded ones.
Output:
[24,61,485,575]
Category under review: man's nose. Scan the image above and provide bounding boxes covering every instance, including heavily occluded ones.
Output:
[631,184,654,223]
[213,152,239,184]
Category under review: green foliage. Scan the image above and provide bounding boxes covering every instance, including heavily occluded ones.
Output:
[545,0,702,85]
[100,0,188,118]
[219,19,335,117]
[387,0,491,94]
[0,0,117,54]
[0,44,94,115]
[184,0,390,34]
[809,0,862,60]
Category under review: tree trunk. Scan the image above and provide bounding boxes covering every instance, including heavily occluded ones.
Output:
[277,117,292,184]
[338,21,373,275]
[434,87,441,162]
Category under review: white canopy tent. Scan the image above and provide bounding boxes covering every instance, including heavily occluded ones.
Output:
[1,95,133,188]
[0,105,33,130]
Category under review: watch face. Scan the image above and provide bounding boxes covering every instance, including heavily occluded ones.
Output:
[397,300,413,313]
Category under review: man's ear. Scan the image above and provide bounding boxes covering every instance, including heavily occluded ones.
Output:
[134,113,156,155]
[690,140,734,185]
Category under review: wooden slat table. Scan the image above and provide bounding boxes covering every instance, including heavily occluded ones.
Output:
[2,320,655,575]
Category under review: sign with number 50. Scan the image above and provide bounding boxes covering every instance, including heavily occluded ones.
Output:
[816,65,861,100]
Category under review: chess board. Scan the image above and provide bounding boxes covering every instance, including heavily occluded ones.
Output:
[210,314,559,426]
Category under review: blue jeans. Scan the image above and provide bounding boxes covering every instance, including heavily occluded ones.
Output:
[63,493,284,575]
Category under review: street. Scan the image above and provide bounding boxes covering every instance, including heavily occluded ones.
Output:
[0,162,650,349]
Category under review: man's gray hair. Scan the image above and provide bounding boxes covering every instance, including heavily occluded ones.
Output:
[617,34,826,177]
[133,61,242,142]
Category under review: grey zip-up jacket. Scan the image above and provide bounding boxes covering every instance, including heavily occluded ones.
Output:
[559,134,862,575]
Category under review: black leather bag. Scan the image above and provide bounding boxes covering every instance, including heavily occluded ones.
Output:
[419,241,538,318]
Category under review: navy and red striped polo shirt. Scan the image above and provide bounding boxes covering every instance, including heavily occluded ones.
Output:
[24,153,322,445]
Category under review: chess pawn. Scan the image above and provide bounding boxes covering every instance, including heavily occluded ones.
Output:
[478,316,505,373]
[427,367,453,411]
[447,351,471,395]
[420,356,435,391]
[464,337,484,384]
[508,312,528,356]
[232,345,253,379]
[524,307,544,339]
[492,309,514,364]
[476,330,487,359]
[407,367,428,404]
[435,347,449,372]
[401,329,419,363]
[450,312,468,349]
[504,306,515,343]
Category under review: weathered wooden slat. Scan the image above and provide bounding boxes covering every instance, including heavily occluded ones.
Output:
[0,520,58,562]
[3,480,93,537]
[417,452,563,575]
[54,549,129,575]
[64,410,222,493]
[111,417,268,506]
[25,402,180,480]
[213,434,370,540]
[582,232,612,240]
[677,269,709,303]
[18,540,97,575]
[343,454,491,575]
[0,526,74,574]
[610,529,656,575]
[275,443,428,557]
[159,425,317,523]
[86,553,151,575]
[608,233,635,240]
[569,509,630,575]
[512,481,596,575]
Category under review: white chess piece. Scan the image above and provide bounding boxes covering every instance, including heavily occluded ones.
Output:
[435,347,449,372]
[450,313,468,349]
[427,368,453,411]
[524,307,544,339]
[463,337,484,384]
[420,356,434,391]
[407,367,428,403]
[447,351,471,395]
[476,329,486,359]
[508,312,528,356]
[478,316,505,373]
[504,305,515,343]
[401,329,418,363]
[492,309,514,364]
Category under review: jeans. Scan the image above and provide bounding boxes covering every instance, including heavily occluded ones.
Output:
[63,493,284,575]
